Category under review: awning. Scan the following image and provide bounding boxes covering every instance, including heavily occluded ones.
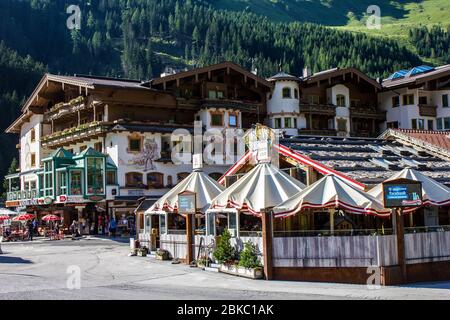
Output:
[273,174,390,218]
[209,163,305,217]
[368,168,450,210]
[146,170,225,214]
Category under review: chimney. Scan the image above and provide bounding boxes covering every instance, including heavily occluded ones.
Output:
[251,67,258,75]
[303,67,312,78]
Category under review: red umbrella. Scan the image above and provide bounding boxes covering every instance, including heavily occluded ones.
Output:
[42,214,62,222]
[0,215,9,221]
[12,214,35,221]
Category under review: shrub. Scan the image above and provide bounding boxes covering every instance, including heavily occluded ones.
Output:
[238,241,261,269]
[213,229,235,264]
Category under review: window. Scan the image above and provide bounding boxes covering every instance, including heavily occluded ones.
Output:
[106,171,117,185]
[337,118,347,132]
[392,96,400,108]
[419,96,428,105]
[428,120,434,130]
[293,118,297,128]
[336,94,346,107]
[58,172,67,195]
[284,117,293,128]
[387,121,399,129]
[282,87,292,99]
[294,89,299,99]
[30,153,36,167]
[445,118,450,130]
[411,119,418,129]
[30,128,36,142]
[125,172,143,188]
[209,172,222,181]
[274,118,282,129]
[177,172,189,183]
[96,112,104,122]
[147,172,164,189]
[86,157,104,194]
[210,112,223,126]
[309,95,320,104]
[208,90,224,99]
[128,135,142,152]
[94,142,102,153]
[403,94,414,106]
[43,161,53,197]
[417,119,425,130]
[437,118,443,130]
[229,113,237,127]
[443,94,449,108]
[161,135,171,158]
[70,171,82,195]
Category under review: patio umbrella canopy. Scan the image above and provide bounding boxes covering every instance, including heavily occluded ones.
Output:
[0,208,18,216]
[146,170,225,214]
[12,213,35,221]
[368,168,450,209]
[209,163,305,216]
[41,214,62,222]
[0,215,10,221]
[273,174,390,218]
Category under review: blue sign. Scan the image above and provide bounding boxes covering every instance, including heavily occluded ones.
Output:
[383,181,422,208]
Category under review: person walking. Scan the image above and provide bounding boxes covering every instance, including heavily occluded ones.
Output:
[109,218,117,238]
[27,220,34,241]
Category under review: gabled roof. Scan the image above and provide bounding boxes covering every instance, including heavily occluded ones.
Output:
[74,147,107,159]
[43,147,74,161]
[150,61,274,89]
[267,72,300,82]
[302,67,382,89]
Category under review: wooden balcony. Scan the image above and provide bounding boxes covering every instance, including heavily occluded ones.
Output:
[298,128,337,136]
[349,106,386,120]
[299,103,336,116]
[419,105,437,117]
[41,122,110,148]
[177,98,262,112]
[44,96,87,122]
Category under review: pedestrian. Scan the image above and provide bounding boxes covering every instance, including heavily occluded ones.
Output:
[109,218,117,238]
[27,220,34,241]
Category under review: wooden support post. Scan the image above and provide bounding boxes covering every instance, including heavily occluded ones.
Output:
[262,209,274,280]
[186,213,194,265]
[329,208,335,236]
[396,208,407,283]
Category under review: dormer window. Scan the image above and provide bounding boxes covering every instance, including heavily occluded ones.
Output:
[282,87,292,99]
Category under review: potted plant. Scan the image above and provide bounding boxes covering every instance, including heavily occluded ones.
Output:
[155,249,170,260]
[236,241,263,279]
[212,229,235,265]
[137,246,148,257]
[196,255,211,268]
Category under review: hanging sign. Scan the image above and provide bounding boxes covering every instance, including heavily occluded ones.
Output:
[382,179,423,208]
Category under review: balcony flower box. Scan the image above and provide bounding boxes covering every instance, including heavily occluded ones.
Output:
[219,264,263,279]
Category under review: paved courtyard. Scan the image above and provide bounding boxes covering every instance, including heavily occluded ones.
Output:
[0,237,449,300]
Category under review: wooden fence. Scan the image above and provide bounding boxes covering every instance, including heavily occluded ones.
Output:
[405,231,450,264]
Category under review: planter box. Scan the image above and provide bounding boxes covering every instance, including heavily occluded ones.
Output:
[155,250,170,261]
[219,264,263,279]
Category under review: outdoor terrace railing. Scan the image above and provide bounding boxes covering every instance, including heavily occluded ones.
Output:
[349,106,386,120]
[299,103,336,116]
[44,96,87,122]
[176,98,262,112]
[273,228,394,237]
[7,189,39,201]
[404,225,450,234]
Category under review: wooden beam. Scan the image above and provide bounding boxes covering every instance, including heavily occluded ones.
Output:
[262,209,274,280]
[186,213,194,265]
[395,208,407,283]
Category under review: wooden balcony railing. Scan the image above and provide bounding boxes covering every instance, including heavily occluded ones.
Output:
[349,106,386,120]
[44,96,87,122]
[418,105,437,117]
[177,98,262,112]
[41,122,110,148]
[299,103,336,116]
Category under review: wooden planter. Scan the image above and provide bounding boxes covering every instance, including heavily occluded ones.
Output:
[155,250,170,260]
[219,264,263,279]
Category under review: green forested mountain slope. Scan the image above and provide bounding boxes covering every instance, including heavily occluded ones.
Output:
[0,0,446,190]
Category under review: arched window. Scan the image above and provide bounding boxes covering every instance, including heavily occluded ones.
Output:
[294,88,299,99]
[147,172,164,189]
[125,172,143,188]
[177,172,190,183]
[336,94,346,107]
[282,87,292,99]
[209,172,222,181]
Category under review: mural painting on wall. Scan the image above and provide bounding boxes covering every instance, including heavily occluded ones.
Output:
[119,138,161,171]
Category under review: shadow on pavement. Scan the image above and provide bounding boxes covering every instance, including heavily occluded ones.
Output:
[0,256,33,264]
[399,282,450,290]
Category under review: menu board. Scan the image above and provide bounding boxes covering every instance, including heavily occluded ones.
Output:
[178,193,196,214]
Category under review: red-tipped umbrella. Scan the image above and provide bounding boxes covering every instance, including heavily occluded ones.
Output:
[42,214,62,222]
[12,214,35,221]
[0,215,9,221]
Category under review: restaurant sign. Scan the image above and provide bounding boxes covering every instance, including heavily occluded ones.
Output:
[382,179,423,208]
[178,192,196,214]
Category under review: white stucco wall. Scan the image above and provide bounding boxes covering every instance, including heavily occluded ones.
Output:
[267,80,300,136]
[329,85,350,135]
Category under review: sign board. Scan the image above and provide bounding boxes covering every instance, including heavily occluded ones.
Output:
[193,153,203,170]
[178,192,196,214]
[256,140,271,163]
[382,179,423,208]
